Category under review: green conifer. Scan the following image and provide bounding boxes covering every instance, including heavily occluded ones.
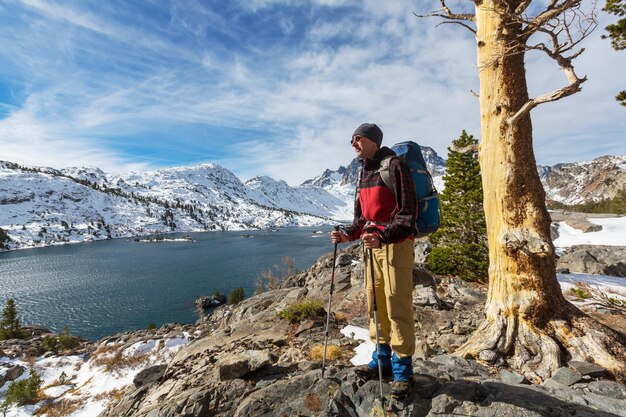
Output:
[229,287,245,305]
[427,131,489,282]
[0,298,22,339]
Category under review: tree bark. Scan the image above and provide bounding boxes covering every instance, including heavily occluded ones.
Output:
[455,0,626,383]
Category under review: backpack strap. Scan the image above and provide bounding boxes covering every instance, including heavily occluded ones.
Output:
[378,156,394,193]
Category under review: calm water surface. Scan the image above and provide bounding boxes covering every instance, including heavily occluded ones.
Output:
[0,227,334,340]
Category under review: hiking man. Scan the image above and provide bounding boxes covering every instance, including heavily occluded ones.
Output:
[331,123,416,399]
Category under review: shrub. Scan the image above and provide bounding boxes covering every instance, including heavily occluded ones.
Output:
[146,322,157,330]
[277,298,324,323]
[3,369,43,407]
[228,287,245,305]
[255,256,296,294]
[569,287,592,300]
[427,244,489,282]
[43,335,59,353]
[58,326,80,350]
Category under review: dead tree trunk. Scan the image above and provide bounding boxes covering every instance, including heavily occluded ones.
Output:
[452,0,626,382]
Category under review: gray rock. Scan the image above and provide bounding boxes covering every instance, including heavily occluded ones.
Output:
[550,367,582,386]
[569,361,606,378]
[565,219,603,233]
[218,349,272,380]
[557,245,626,277]
[430,355,470,368]
[412,374,441,399]
[550,222,560,241]
[582,391,626,416]
[478,349,497,363]
[499,369,528,385]
[437,334,468,352]
[4,364,25,381]
[412,266,435,287]
[413,285,440,307]
[336,253,353,267]
[414,338,434,360]
[413,241,431,264]
[133,364,167,388]
[587,380,626,399]
[543,378,568,390]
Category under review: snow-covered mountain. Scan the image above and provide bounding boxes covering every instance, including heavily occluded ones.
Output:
[312,151,625,209]
[1,150,623,252]
[0,161,333,251]
[539,155,626,205]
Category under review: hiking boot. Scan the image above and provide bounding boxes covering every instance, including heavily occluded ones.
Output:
[354,364,392,381]
[390,380,412,399]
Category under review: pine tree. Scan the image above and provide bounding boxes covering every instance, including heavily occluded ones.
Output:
[229,287,245,305]
[427,131,488,282]
[0,298,22,339]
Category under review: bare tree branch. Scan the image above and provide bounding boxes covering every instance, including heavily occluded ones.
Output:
[414,0,475,23]
[435,20,477,34]
[509,45,587,126]
[522,0,582,37]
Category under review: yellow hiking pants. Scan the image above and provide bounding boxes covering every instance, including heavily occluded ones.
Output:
[364,239,415,358]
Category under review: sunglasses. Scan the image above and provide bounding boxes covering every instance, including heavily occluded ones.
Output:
[351,135,365,145]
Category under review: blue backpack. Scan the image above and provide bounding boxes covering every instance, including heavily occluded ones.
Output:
[379,141,441,237]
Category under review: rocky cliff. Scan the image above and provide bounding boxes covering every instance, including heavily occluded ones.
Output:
[89,243,626,417]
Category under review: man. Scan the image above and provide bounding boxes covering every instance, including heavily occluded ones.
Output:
[331,123,416,399]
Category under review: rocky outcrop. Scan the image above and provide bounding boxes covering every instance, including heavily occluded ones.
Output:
[541,155,626,205]
[195,294,227,309]
[557,245,626,277]
[96,242,626,417]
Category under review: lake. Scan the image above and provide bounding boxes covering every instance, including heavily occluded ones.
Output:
[0,227,334,340]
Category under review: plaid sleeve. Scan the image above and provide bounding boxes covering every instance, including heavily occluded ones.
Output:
[344,193,365,241]
[381,157,416,243]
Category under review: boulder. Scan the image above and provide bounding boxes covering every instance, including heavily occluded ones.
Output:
[565,219,603,233]
[569,361,606,378]
[195,294,227,309]
[549,367,582,386]
[413,241,432,264]
[413,285,441,307]
[4,364,25,381]
[557,245,626,277]
[218,349,273,380]
[587,380,626,399]
[133,364,167,388]
[499,369,528,385]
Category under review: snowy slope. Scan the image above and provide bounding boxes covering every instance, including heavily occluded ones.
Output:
[0,161,328,251]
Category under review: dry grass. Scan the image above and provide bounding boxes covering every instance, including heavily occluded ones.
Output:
[303,393,323,412]
[309,344,343,362]
[35,397,86,417]
[93,386,128,403]
[90,344,150,374]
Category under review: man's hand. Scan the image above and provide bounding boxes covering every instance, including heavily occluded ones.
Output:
[331,230,348,244]
[362,231,381,249]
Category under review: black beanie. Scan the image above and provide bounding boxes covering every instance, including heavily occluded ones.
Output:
[352,123,383,147]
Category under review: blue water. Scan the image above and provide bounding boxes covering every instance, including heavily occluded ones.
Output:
[0,227,334,341]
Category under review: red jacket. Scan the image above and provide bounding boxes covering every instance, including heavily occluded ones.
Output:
[345,147,416,244]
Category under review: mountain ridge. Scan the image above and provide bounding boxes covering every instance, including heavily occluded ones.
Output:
[1,151,624,252]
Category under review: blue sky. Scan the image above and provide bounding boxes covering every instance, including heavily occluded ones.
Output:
[0,0,624,185]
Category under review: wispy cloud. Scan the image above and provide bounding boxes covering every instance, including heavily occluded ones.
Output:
[0,0,623,185]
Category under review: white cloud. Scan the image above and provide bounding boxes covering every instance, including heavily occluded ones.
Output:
[0,0,623,186]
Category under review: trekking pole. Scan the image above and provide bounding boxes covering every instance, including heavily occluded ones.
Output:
[322,225,340,378]
[365,227,385,403]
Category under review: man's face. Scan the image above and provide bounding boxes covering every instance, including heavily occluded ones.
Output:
[351,135,378,160]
